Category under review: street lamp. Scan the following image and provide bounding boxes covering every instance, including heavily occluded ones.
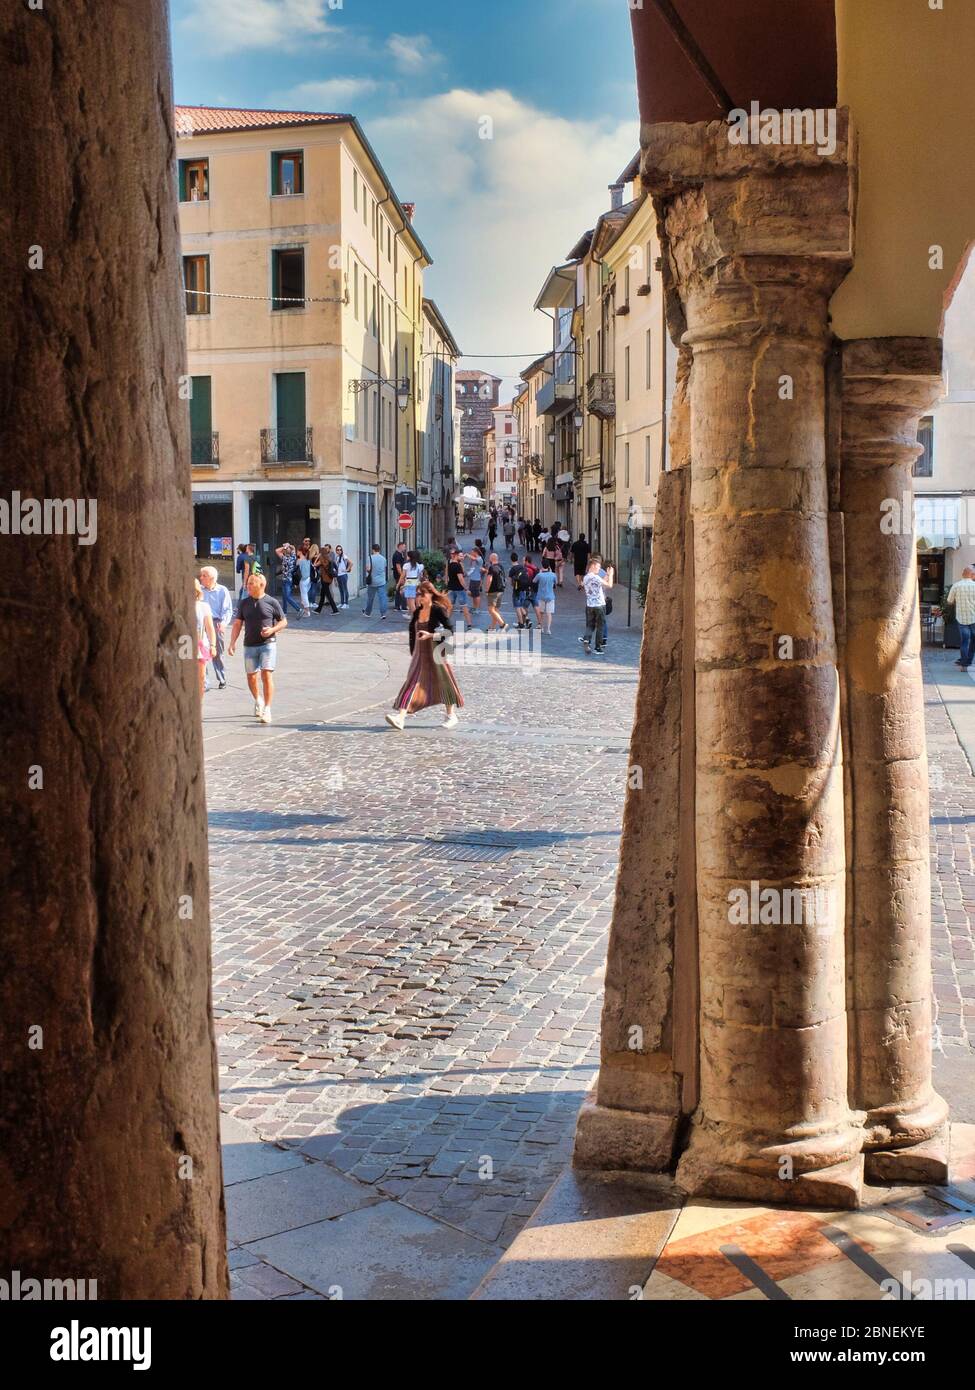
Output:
[573,410,584,431]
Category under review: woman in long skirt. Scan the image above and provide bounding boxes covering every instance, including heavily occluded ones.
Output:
[386,581,464,731]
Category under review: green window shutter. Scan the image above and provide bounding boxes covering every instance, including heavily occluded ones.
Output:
[276,373,305,432]
[271,152,280,194]
[189,376,212,435]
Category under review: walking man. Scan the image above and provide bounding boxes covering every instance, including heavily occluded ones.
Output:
[391,540,408,613]
[485,552,509,631]
[228,573,288,725]
[571,532,591,589]
[580,557,614,655]
[508,551,533,629]
[235,544,251,603]
[446,547,474,626]
[948,566,975,670]
[363,543,390,619]
[199,565,233,691]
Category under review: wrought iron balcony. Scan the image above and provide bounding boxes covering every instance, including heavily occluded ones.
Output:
[587,373,616,420]
[190,432,219,469]
[260,427,314,465]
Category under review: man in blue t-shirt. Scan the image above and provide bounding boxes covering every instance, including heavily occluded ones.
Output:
[363,544,390,619]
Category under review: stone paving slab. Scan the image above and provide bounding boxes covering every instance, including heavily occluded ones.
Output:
[221,1113,306,1186]
[225,1158,382,1245]
[244,1197,502,1301]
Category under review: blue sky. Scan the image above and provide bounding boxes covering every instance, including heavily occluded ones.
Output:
[169,0,639,396]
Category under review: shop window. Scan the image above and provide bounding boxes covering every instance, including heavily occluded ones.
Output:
[271,151,303,196]
[272,248,305,310]
[183,255,210,315]
[179,158,209,202]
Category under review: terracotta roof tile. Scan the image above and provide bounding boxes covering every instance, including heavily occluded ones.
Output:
[175,106,348,137]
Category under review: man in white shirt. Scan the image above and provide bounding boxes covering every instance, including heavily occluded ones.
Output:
[947,567,975,670]
[199,565,234,690]
[580,557,614,655]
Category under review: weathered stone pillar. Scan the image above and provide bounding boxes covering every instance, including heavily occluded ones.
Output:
[654,119,861,1206]
[0,1,228,1296]
[841,339,949,1181]
[574,463,693,1170]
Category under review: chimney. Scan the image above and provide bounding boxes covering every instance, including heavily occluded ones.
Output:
[402,201,416,223]
[609,183,624,212]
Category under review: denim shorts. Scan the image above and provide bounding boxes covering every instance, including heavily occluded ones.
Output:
[244,642,278,674]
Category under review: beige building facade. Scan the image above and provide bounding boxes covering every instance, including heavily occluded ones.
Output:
[176,106,433,592]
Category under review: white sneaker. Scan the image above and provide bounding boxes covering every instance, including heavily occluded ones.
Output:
[254,700,265,718]
[260,708,273,725]
[385,710,406,731]
[442,713,459,730]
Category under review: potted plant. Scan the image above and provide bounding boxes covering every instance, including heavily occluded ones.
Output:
[941,588,960,649]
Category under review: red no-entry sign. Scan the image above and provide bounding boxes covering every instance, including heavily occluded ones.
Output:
[399,513,414,530]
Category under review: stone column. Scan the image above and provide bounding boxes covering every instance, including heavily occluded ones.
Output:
[650,118,862,1207]
[574,463,692,1171]
[0,2,228,1296]
[841,339,949,1181]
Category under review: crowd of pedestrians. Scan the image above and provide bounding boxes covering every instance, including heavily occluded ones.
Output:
[195,505,616,728]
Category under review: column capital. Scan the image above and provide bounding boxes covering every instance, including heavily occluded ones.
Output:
[640,111,856,299]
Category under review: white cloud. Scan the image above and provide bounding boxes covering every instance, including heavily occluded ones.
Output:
[369,89,637,388]
[179,0,333,57]
[286,77,381,110]
[387,33,440,73]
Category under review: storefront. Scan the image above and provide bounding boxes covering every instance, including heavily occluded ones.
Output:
[192,490,234,581]
[554,475,574,529]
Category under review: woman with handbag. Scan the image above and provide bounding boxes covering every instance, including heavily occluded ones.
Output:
[386,580,464,732]
[333,546,353,608]
[315,545,339,615]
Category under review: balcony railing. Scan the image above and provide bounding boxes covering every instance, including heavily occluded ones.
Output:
[260,427,314,465]
[190,432,219,468]
[537,375,576,418]
[587,373,616,420]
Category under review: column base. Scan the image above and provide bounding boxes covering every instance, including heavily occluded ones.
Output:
[676,1149,865,1210]
[675,1122,866,1209]
[572,1096,678,1174]
[864,1126,950,1185]
[862,1091,950,1152]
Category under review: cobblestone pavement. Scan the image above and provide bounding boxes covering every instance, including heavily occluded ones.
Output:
[205,560,974,1293]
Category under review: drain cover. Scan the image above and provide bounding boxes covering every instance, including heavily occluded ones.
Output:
[428,843,512,863]
[881,1187,975,1234]
[420,830,550,862]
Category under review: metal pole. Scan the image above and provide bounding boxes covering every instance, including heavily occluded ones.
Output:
[627,495,634,628]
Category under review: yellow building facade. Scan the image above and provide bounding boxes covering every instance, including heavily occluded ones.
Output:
[176,107,431,591]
